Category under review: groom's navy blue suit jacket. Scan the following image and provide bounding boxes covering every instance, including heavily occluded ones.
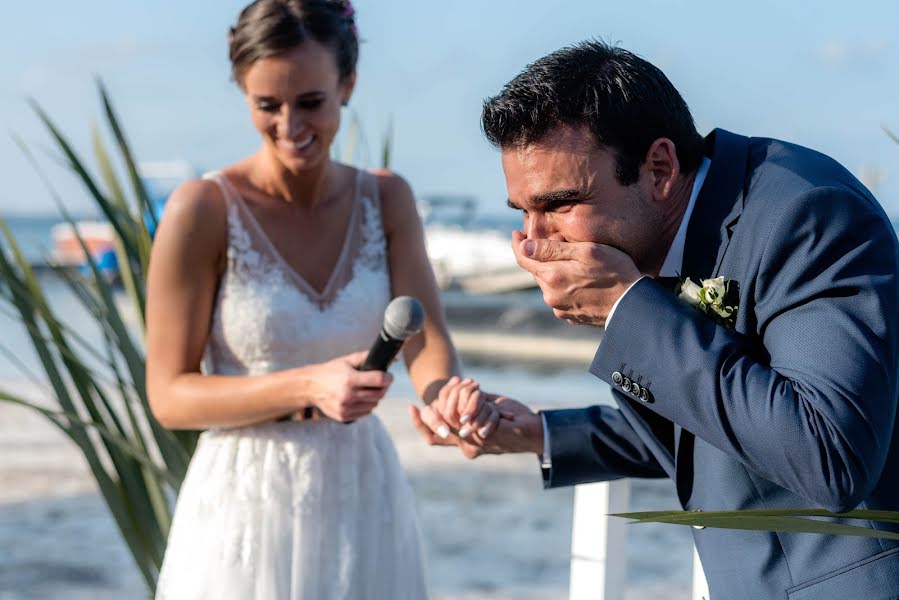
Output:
[543,129,899,599]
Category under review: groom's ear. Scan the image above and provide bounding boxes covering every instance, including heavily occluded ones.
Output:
[643,138,681,199]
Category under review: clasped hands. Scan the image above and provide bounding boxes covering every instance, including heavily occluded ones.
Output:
[409,376,544,459]
[410,233,642,455]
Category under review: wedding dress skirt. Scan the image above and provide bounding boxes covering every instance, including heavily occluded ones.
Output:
[156,416,428,599]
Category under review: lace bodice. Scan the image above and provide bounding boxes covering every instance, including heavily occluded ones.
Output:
[201,168,391,376]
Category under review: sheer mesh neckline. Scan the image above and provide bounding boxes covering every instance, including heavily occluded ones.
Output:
[199,168,390,376]
[213,169,366,306]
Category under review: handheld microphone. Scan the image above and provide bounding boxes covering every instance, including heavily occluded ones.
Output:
[280,297,425,424]
[359,296,426,371]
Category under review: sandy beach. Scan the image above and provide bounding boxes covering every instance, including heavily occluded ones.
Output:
[0,369,693,600]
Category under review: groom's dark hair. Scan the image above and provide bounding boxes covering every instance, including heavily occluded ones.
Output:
[481,40,705,186]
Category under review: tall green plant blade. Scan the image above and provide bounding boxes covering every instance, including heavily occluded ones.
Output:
[3,217,126,438]
[381,115,393,169]
[613,509,899,540]
[0,390,177,487]
[27,100,141,262]
[93,124,130,217]
[614,507,899,524]
[3,218,169,571]
[74,239,177,567]
[69,211,192,481]
[98,80,158,236]
[47,265,130,370]
[99,320,173,545]
[43,203,191,482]
[0,235,155,588]
[93,122,150,292]
[101,324,150,456]
[0,388,159,588]
[113,230,147,335]
[4,87,205,592]
[883,125,899,145]
[0,272,119,384]
[0,223,84,421]
[0,339,54,393]
[344,109,359,163]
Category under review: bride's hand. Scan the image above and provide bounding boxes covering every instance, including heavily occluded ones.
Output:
[432,376,509,440]
[302,351,393,422]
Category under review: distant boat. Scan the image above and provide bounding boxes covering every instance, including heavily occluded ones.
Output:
[49,220,117,272]
[418,195,533,294]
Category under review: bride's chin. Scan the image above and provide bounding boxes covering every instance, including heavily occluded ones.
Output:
[278,152,328,174]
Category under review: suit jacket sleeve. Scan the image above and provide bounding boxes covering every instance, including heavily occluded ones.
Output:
[591,187,899,513]
[541,402,669,488]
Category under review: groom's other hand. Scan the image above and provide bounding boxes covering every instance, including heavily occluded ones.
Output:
[511,230,641,327]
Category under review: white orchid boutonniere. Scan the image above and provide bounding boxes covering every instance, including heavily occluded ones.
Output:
[676,276,739,331]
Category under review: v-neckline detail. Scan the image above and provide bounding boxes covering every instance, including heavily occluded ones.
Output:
[218,169,362,303]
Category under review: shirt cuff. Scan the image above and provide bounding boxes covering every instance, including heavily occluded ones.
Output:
[540,412,552,469]
[605,276,646,329]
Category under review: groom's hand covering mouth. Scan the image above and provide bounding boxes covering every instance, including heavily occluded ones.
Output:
[511,230,641,328]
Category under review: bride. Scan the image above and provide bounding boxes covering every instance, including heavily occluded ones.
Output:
[146,1,501,597]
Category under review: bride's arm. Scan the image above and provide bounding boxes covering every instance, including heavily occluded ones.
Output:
[377,170,509,442]
[375,170,461,407]
[146,180,391,430]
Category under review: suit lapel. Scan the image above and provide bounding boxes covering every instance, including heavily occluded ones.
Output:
[674,128,749,506]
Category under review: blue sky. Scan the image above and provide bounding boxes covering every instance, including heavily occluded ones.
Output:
[2,0,898,218]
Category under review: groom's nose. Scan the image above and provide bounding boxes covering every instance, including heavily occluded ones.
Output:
[525,213,552,240]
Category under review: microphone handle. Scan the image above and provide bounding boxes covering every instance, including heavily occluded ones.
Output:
[337,331,404,426]
[358,330,405,372]
[278,331,404,425]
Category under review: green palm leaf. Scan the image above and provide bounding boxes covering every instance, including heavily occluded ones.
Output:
[0,80,199,592]
[613,508,899,540]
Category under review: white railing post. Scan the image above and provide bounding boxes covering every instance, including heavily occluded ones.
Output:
[569,480,630,600]
[691,545,709,600]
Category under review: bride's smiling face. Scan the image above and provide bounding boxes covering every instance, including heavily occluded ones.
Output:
[241,40,355,173]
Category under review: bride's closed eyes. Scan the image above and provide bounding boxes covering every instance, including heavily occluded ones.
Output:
[253,94,327,113]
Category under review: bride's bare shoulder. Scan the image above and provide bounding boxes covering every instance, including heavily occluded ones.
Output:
[150,175,232,273]
[367,168,417,235]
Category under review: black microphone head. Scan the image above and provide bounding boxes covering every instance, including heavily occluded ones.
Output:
[383,296,425,340]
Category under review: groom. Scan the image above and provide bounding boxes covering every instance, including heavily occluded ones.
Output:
[412,41,899,598]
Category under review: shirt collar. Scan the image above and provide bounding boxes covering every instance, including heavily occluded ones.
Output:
[658,157,711,277]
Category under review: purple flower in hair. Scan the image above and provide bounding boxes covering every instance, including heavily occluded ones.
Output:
[339,0,357,37]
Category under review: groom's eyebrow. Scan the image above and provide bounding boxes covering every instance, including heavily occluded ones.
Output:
[533,189,580,204]
[506,189,581,210]
[528,189,582,208]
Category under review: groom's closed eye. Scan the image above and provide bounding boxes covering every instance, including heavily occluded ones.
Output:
[508,189,583,214]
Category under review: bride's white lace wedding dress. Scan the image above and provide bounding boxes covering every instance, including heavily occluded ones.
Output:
[155,169,428,599]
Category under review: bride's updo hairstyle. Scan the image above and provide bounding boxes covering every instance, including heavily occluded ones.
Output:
[228,0,359,86]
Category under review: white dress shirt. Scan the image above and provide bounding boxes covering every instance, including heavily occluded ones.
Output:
[541,157,711,468]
